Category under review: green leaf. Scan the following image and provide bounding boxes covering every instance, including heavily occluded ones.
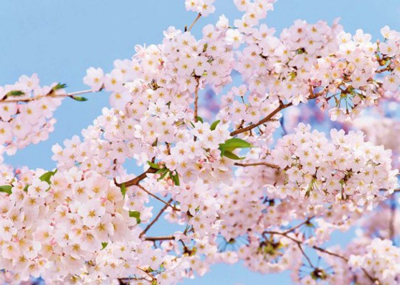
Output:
[221,138,252,151]
[158,169,169,181]
[23,184,29,192]
[120,183,127,198]
[222,150,244,160]
[195,116,204,123]
[39,170,57,184]
[156,168,168,174]
[170,172,180,186]
[219,138,252,159]
[147,161,160,170]
[52,83,67,91]
[210,120,220,131]
[0,185,12,194]
[70,96,88,102]
[101,242,108,250]
[5,90,24,97]
[129,211,141,224]
[203,43,208,52]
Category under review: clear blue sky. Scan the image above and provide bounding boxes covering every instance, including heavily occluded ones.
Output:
[1,0,399,284]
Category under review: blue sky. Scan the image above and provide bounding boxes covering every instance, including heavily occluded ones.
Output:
[1,0,399,284]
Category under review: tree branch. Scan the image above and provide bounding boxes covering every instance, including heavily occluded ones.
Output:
[230,86,327,137]
[194,80,199,122]
[264,230,380,284]
[234,162,280,169]
[140,199,172,238]
[230,102,292,136]
[145,235,176,242]
[187,13,202,32]
[116,167,158,187]
[137,184,180,211]
[282,217,314,235]
[0,88,100,103]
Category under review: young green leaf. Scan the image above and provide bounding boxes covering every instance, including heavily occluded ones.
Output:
[39,170,57,184]
[129,211,141,224]
[5,90,25,97]
[101,242,108,250]
[52,83,67,91]
[120,183,127,197]
[210,120,220,131]
[156,168,168,174]
[70,96,88,102]
[195,116,204,123]
[158,169,169,181]
[0,185,12,194]
[171,172,180,186]
[221,138,252,150]
[222,150,244,160]
[147,161,161,170]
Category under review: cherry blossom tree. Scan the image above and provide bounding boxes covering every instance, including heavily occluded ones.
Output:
[1,0,400,284]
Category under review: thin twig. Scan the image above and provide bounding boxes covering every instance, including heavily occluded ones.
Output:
[187,13,202,32]
[0,89,98,103]
[137,267,156,282]
[234,162,280,169]
[116,167,158,187]
[194,81,199,122]
[297,243,315,268]
[389,197,397,241]
[230,87,326,137]
[230,102,292,136]
[282,217,314,235]
[145,236,176,242]
[137,184,180,211]
[264,230,380,284]
[140,199,172,238]
[380,188,400,193]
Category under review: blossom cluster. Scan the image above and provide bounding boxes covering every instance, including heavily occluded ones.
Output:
[238,233,301,274]
[270,123,398,207]
[0,75,67,161]
[1,0,400,284]
[353,115,400,168]
[348,238,400,284]
[185,0,216,17]
[0,167,144,283]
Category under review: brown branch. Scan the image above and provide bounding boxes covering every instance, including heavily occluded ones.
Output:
[0,88,99,103]
[139,199,172,238]
[116,167,158,187]
[229,86,328,137]
[311,245,348,262]
[137,184,180,211]
[234,162,280,169]
[230,102,292,136]
[297,243,315,268]
[282,217,314,235]
[264,230,380,284]
[118,277,147,284]
[187,13,202,32]
[380,188,400,193]
[376,67,391,74]
[389,197,396,240]
[137,267,156,282]
[145,235,176,242]
[194,83,199,122]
